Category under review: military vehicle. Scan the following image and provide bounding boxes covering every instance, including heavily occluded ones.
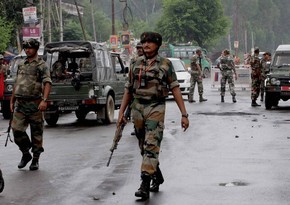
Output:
[265,44,290,109]
[43,41,127,126]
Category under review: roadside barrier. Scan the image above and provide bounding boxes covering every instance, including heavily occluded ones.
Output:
[211,64,251,91]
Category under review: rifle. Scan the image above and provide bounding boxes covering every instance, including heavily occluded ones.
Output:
[5,112,13,147]
[107,106,131,167]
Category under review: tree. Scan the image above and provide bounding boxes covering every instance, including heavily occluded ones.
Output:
[0,16,13,51]
[156,0,229,48]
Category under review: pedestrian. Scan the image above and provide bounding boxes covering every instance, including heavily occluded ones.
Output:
[250,47,262,106]
[117,32,189,200]
[188,48,207,103]
[10,38,52,171]
[219,49,237,103]
[130,42,144,136]
[260,51,271,102]
[0,168,4,193]
[0,54,5,99]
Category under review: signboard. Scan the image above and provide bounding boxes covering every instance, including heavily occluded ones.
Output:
[22,27,41,38]
[22,7,37,23]
[121,32,130,48]
[234,41,239,48]
[110,35,118,49]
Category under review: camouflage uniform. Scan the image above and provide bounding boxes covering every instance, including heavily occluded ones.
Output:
[12,56,52,155]
[220,55,236,98]
[125,55,179,175]
[250,53,262,102]
[188,55,203,101]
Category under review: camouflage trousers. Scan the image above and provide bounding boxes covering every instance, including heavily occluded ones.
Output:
[260,75,266,98]
[251,71,261,100]
[131,99,165,175]
[220,70,236,97]
[12,99,44,154]
[188,73,203,100]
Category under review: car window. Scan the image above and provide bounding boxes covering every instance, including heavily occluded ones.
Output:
[170,59,186,72]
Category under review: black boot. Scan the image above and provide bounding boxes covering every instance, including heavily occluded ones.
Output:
[251,100,261,107]
[221,96,224,102]
[29,155,40,171]
[135,173,151,200]
[150,166,164,192]
[0,169,4,193]
[199,95,207,102]
[18,151,32,169]
[232,96,237,103]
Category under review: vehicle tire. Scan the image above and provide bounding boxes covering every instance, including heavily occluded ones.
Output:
[265,92,272,110]
[2,100,11,119]
[203,68,210,78]
[44,112,59,126]
[102,95,115,124]
[75,110,88,121]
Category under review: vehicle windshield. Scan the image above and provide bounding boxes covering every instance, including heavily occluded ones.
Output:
[272,53,290,68]
[170,59,186,72]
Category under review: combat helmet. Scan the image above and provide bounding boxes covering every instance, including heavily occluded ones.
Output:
[136,42,142,48]
[23,38,40,50]
[140,32,162,47]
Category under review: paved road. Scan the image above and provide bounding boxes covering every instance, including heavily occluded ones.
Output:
[1,78,290,205]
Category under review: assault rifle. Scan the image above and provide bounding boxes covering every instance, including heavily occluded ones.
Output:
[5,113,14,147]
[107,106,131,167]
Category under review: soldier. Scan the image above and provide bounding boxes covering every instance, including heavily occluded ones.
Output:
[219,49,237,103]
[10,38,52,171]
[250,47,262,106]
[117,32,189,200]
[188,48,207,103]
[260,51,271,102]
[131,42,144,64]
[0,168,4,193]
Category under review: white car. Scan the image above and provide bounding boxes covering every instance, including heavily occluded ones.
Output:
[168,58,191,95]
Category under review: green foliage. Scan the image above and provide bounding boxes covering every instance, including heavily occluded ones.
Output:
[156,0,229,48]
[0,16,13,51]
[63,20,88,41]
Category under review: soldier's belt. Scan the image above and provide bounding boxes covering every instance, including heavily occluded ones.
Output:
[136,98,165,104]
[16,96,42,101]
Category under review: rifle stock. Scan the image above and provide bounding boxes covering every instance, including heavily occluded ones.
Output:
[107,106,131,167]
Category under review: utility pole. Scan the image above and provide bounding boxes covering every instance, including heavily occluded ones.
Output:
[112,0,115,35]
[90,0,97,41]
[59,0,63,41]
[39,0,44,45]
[48,0,52,42]
[74,0,87,40]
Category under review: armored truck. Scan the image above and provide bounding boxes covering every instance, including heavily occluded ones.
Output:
[265,44,290,109]
[43,41,127,125]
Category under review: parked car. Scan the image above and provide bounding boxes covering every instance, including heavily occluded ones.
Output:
[265,44,290,109]
[168,58,191,95]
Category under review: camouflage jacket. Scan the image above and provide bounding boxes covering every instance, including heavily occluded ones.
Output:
[250,54,261,70]
[125,55,179,101]
[190,54,201,71]
[220,55,235,72]
[14,56,52,98]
